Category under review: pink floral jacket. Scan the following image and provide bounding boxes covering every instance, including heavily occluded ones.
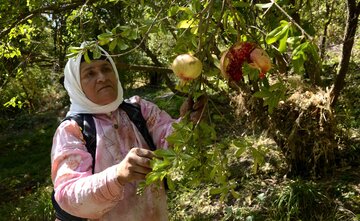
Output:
[51,96,176,221]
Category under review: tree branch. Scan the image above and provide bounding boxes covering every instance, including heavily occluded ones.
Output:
[271,0,313,41]
[116,62,187,97]
[0,0,97,39]
[116,62,172,73]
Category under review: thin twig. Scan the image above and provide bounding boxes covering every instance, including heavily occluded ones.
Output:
[271,0,313,41]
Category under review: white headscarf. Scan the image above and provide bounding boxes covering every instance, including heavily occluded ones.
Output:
[64,42,124,115]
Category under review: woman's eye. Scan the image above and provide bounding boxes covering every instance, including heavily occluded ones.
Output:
[86,71,95,77]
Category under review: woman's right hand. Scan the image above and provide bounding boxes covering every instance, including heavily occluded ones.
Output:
[116,147,154,185]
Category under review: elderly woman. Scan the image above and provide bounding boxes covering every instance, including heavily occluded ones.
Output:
[51,42,204,221]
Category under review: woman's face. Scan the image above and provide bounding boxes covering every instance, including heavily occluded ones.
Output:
[80,60,118,105]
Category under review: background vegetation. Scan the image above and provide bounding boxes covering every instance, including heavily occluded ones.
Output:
[0,0,359,220]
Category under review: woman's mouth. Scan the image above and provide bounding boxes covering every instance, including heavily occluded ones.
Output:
[98,85,112,92]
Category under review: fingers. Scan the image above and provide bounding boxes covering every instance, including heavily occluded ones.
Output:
[129,148,154,168]
[179,95,208,118]
[133,147,155,160]
[116,148,155,184]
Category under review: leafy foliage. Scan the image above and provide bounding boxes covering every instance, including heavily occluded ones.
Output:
[0,0,359,220]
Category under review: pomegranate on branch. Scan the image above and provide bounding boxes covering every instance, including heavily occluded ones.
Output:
[172,54,203,82]
[220,42,271,82]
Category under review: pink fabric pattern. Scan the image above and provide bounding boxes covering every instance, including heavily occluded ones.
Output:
[51,96,175,220]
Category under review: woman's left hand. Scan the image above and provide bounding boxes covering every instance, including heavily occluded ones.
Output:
[180,94,208,123]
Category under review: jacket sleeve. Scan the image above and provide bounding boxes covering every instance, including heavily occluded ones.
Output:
[127,96,179,149]
[51,120,124,219]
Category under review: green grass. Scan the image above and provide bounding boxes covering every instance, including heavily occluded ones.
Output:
[0,112,57,221]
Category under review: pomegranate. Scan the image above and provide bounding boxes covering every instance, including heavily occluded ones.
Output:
[250,48,272,77]
[172,54,202,81]
[220,42,271,82]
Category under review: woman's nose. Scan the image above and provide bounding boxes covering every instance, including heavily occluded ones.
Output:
[97,71,107,82]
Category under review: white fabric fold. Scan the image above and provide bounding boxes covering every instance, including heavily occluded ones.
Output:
[64,42,123,115]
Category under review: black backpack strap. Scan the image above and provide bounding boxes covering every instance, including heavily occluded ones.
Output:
[120,101,168,189]
[52,114,96,221]
[51,190,86,221]
[63,114,97,173]
[120,101,157,151]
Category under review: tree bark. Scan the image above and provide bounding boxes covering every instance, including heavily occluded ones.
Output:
[320,1,334,59]
[330,0,360,107]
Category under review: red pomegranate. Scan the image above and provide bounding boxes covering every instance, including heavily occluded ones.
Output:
[220,42,271,82]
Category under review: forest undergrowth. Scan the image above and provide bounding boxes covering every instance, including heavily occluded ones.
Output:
[0,71,359,220]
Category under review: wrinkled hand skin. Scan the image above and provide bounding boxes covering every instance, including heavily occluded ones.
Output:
[180,94,208,123]
[116,147,155,185]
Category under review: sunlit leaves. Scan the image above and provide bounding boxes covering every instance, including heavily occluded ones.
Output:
[255,2,274,9]
[177,19,198,29]
[4,96,25,109]
[97,25,137,52]
[266,20,291,53]
[66,42,103,62]
[98,32,113,45]
[141,120,219,192]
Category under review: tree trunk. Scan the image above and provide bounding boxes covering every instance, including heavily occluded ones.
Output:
[320,1,334,60]
[330,0,360,107]
[304,51,323,86]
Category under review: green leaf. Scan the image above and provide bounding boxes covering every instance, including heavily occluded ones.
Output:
[121,28,138,40]
[166,177,175,191]
[92,47,101,59]
[230,189,241,199]
[109,39,117,51]
[177,6,193,15]
[210,187,226,195]
[293,58,305,74]
[154,149,176,159]
[265,21,289,45]
[287,36,303,45]
[168,6,180,17]
[265,26,284,45]
[84,51,91,63]
[68,46,83,53]
[231,140,248,157]
[117,41,129,51]
[145,171,165,185]
[66,52,79,59]
[98,32,113,40]
[255,3,273,9]
[98,32,113,45]
[292,42,308,60]
[253,90,271,98]
[243,62,260,81]
[308,42,321,61]
[177,19,196,29]
[151,158,171,171]
[269,82,284,91]
[233,2,250,7]
[278,29,289,52]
